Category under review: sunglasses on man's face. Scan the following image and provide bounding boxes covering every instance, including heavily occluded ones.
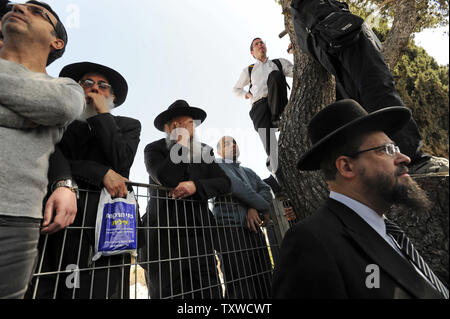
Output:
[6,3,57,34]
[79,79,113,91]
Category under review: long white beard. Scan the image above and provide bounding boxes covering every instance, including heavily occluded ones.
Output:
[78,96,115,121]
[165,134,206,163]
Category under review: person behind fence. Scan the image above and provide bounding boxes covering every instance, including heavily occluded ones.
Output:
[29,62,141,299]
[213,136,273,298]
[0,1,85,299]
[289,0,449,174]
[233,37,293,176]
[263,174,297,223]
[272,99,449,299]
[142,100,231,299]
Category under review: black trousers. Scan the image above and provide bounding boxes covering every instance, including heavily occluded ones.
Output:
[141,228,222,299]
[290,4,424,163]
[249,70,288,172]
[216,225,272,299]
[335,33,424,162]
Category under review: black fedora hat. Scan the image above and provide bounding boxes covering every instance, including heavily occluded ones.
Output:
[59,62,128,107]
[154,100,207,132]
[297,99,412,171]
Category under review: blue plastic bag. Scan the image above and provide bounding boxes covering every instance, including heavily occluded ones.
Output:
[93,188,137,261]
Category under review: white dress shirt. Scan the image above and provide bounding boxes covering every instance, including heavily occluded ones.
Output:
[232,57,293,105]
[330,191,402,253]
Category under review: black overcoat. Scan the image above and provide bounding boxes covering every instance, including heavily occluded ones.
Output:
[141,138,231,298]
[34,113,141,299]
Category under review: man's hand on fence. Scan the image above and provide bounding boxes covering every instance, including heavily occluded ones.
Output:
[284,206,296,222]
[246,208,263,233]
[103,169,129,198]
[262,213,271,226]
[287,42,294,54]
[169,181,197,199]
[41,187,77,234]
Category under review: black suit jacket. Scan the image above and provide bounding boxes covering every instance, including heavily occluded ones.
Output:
[37,113,141,299]
[141,138,231,264]
[56,113,141,187]
[272,198,443,299]
[48,113,141,229]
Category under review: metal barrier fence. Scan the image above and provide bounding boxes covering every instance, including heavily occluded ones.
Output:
[26,182,295,299]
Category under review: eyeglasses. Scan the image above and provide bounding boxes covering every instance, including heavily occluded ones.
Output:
[222,139,236,146]
[6,3,57,35]
[79,79,113,91]
[78,79,112,91]
[349,143,401,158]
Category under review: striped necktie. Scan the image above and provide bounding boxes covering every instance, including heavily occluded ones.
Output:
[385,218,449,299]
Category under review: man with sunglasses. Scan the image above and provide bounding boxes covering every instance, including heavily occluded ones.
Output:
[0,1,85,298]
[29,62,141,299]
[272,99,449,299]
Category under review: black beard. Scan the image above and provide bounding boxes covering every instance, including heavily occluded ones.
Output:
[363,166,432,211]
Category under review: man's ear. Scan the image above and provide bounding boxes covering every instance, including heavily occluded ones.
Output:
[164,123,171,134]
[335,156,356,179]
[50,38,65,51]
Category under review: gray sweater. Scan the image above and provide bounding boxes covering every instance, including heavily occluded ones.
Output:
[0,58,85,219]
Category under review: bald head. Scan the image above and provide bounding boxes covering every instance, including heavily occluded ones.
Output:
[217,136,240,161]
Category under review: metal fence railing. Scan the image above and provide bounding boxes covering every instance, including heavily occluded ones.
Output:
[25,182,295,299]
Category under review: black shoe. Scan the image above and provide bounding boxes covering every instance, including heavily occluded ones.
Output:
[271,119,280,129]
[408,155,449,174]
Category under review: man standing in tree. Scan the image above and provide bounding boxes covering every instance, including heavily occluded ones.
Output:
[233,37,293,176]
[289,0,449,174]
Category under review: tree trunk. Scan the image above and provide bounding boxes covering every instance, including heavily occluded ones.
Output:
[382,0,420,69]
[389,174,449,285]
[278,0,334,219]
[278,0,448,287]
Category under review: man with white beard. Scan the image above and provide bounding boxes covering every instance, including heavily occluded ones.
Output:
[141,100,231,299]
[31,62,141,299]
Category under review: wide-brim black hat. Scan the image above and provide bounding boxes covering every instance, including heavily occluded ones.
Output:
[154,100,207,132]
[59,62,128,107]
[297,99,412,171]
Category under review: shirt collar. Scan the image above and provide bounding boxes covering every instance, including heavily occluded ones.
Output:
[217,158,240,164]
[330,191,387,238]
[254,57,269,66]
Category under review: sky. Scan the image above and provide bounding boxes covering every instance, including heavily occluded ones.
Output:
[39,0,449,184]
